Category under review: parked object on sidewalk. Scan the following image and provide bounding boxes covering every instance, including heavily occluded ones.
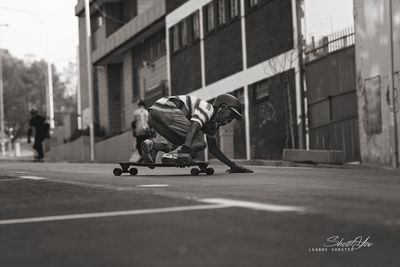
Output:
[140,94,253,173]
[27,109,50,162]
[113,161,213,176]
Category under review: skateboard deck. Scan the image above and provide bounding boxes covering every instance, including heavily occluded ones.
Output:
[113,161,214,176]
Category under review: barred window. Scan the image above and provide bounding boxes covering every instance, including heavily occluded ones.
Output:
[249,0,259,8]
[192,11,200,39]
[172,25,180,52]
[218,0,226,25]
[206,2,215,32]
[254,80,269,101]
[181,20,188,46]
[230,0,239,18]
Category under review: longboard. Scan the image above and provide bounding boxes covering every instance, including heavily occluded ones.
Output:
[113,161,214,176]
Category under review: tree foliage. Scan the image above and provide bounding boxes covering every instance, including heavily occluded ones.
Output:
[1,49,75,139]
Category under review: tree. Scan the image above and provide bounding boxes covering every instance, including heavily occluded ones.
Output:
[1,49,75,139]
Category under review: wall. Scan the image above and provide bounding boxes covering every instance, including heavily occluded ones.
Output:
[46,136,90,162]
[354,0,400,165]
[94,131,134,163]
[107,64,123,135]
[245,0,294,67]
[204,19,243,85]
[47,132,135,163]
[97,67,110,133]
[170,43,202,94]
[248,69,297,159]
[122,50,134,130]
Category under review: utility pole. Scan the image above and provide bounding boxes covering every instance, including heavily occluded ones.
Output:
[388,0,399,168]
[0,50,5,156]
[0,23,9,156]
[294,0,306,149]
[85,0,95,161]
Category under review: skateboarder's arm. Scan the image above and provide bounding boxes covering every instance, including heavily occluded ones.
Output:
[207,136,253,173]
[207,136,236,168]
[183,121,202,149]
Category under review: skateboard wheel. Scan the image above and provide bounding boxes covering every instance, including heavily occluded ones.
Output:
[191,168,200,176]
[129,168,138,176]
[206,168,214,175]
[113,168,122,176]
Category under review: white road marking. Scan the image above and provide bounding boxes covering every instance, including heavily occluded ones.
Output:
[137,184,169,188]
[0,204,229,225]
[0,178,21,182]
[200,198,306,213]
[19,176,46,180]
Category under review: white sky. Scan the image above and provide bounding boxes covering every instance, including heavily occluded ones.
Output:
[0,0,78,72]
[0,0,353,72]
[305,0,354,42]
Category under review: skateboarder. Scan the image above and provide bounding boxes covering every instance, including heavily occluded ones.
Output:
[141,94,253,173]
[27,109,49,162]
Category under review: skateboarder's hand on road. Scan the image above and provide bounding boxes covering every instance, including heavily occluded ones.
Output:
[176,145,192,167]
[227,164,253,173]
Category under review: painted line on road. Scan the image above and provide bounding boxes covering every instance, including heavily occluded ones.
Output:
[19,175,46,180]
[137,184,169,188]
[200,198,306,213]
[0,204,230,225]
[0,176,47,182]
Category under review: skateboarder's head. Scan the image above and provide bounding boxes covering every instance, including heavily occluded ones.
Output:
[30,109,38,116]
[138,100,146,108]
[213,94,243,126]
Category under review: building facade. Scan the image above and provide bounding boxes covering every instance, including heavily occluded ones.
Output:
[354,0,400,166]
[74,0,305,161]
[166,0,304,160]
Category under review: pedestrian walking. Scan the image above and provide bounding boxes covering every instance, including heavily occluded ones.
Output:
[27,109,50,162]
[131,100,153,162]
[141,94,253,173]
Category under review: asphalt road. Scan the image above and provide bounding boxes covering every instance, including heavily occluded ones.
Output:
[0,161,399,267]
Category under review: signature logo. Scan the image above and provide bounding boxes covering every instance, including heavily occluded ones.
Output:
[324,235,373,250]
[308,235,373,253]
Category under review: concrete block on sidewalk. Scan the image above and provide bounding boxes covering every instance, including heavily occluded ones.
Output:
[283,149,344,164]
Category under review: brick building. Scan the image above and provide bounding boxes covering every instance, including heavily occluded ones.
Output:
[73,0,305,161]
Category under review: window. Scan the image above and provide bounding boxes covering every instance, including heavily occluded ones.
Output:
[172,25,180,52]
[144,30,166,60]
[254,80,269,102]
[206,2,215,32]
[218,0,226,25]
[181,20,188,46]
[249,0,259,8]
[230,0,239,18]
[192,11,200,40]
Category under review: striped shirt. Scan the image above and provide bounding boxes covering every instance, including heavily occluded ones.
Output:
[152,95,214,128]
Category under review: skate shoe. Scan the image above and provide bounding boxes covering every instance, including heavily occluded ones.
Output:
[161,150,179,164]
[141,139,157,163]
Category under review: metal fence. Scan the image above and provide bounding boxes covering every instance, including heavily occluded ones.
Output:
[305,27,355,59]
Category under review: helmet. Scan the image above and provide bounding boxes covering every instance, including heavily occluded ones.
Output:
[213,94,243,120]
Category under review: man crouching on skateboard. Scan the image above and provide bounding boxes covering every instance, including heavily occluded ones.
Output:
[141,94,253,173]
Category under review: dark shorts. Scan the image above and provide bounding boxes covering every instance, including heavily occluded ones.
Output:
[148,107,206,152]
